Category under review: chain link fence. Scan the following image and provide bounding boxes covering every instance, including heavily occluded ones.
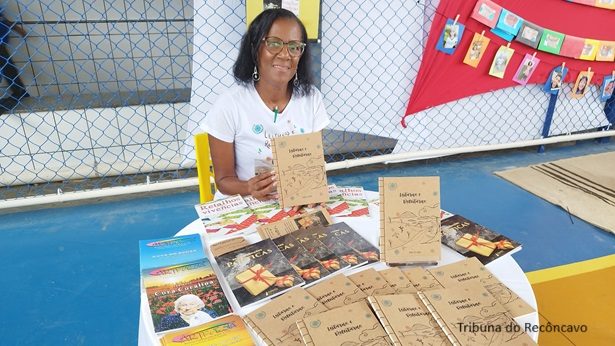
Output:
[0,0,610,202]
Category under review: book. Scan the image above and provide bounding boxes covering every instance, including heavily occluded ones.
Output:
[324,184,350,216]
[273,234,332,285]
[194,195,257,238]
[441,214,522,264]
[303,226,368,269]
[214,239,305,307]
[378,267,417,294]
[326,222,380,263]
[347,268,396,296]
[417,283,536,345]
[293,231,350,274]
[305,274,367,309]
[256,208,332,240]
[243,195,288,225]
[367,294,450,346]
[271,131,329,208]
[210,237,250,257]
[296,301,389,345]
[379,176,441,265]
[402,267,444,291]
[243,287,328,346]
[139,234,205,271]
[159,314,254,346]
[428,257,535,318]
[337,186,370,217]
[141,258,232,333]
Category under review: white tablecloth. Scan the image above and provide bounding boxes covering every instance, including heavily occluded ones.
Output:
[138,192,539,345]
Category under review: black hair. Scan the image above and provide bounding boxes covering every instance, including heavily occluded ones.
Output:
[233,9,314,96]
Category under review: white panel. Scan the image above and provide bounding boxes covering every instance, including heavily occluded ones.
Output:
[63,149,97,177]
[63,0,87,21]
[110,35,133,59]
[174,102,193,140]
[80,82,100,94]
[90,36,113,59]
[156,78,174,90]
[149,33,169,56]
[47,36,72,60]
[58,83,81,94]
[123,144,154,167]
[54,61,78,84]
[54,109,92,151]
[133,57,155,79]
[94,146,125,175]
[22,111,62,154]
[105,0,127,21]
[69,35,94,60]
[146,103,177,142]
[153,56,173,79]
[85,108,123,148]
[31,152,66,178]
[115,59,136,81]
[46,22,67,36]
[75,60,97,83]
[94,59,117,82]
[41,0,65,21]
[130,34,152,57]
[108,22,129,35]
[117,106,150,145]
[151,141,182,166]
[164,0,184,20]
[99,81,119,93]
[24,23,47,37]
[127,22,148,34]
[17,2,43,22]
[146,0,166,20]
[167,33,188,56]
[125,1,146,20]
[138,79,157,90]
[174,77,191,90]
[84,2,105,21]
[0,155,35,177]
[118,80,138,92]
[172,55,191,79]
[0,118,29,157]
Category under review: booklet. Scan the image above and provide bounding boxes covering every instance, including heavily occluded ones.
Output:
[243,195,289,225]
[347,268,396,296]
[337,186,370,217]
[379,176,441,265]
[293,231,350,274]
[401,267,444,291]
[441,214,522,264]
[305,274,367,309]
[139,234,205,271]
[296,301,389,345]
[256,208,333,240]
[326,222,380,264]
[303,226,368,269]
[214,239,304,307]
[324,184,350,216]
[379,267,417,294]
[243,287,328,346]
[194,195,257,238]
[159,314,254,346]
[273,233,332,286]
[271,131,329,208]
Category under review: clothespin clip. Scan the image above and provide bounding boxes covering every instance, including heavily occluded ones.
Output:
[611,70,614,79]
[561,62,565,70]
[453,14,460,26]
[506,42,511,49]
[531,52,537,62]
[587,67,592,75]
[480,30,485,40]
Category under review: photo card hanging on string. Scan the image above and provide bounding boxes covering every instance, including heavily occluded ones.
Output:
[514,21,543,49]
[560,35,585,59]
[436,17,465,55]
[543,64,568,94]
[491,9,523,41]
[571,69,594,99]
[488,44,515,79]
[596,41,615,62]
[579,39,600,61]
[537,29,564,55]
[463,31,490,68]
[512,53,540,85]
[600,74,615,102]
[470,0,502,28]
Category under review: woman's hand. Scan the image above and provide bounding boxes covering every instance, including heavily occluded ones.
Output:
[248,171,277,201]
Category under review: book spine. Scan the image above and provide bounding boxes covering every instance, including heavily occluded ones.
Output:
[416,291,462,346]
[242,316,274,346]
[366,296,402,346]
[378,177,386,263]
[271,138,284,208]
[295,319,315,346]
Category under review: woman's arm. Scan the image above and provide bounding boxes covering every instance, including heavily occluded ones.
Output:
[208,135,276,200]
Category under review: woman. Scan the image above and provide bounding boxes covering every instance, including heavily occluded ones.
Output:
[575,76,588,95]
[202,9,329,201]
[157,294,217,332]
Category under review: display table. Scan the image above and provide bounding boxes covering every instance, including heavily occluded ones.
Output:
[138,192,539,345]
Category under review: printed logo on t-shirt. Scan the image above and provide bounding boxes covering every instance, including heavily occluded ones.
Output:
[252,124,264,134]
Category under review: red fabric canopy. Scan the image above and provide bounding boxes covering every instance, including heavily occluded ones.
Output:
[403,0,615,126]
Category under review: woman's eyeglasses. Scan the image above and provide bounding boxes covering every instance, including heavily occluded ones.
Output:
[262,36,306,57]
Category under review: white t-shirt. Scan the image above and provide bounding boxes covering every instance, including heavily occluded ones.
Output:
[201,83,330,198]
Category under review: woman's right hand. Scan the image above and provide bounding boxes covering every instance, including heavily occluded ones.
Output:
[247,171,277,201]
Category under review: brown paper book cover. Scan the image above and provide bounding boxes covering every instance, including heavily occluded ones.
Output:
[417,283,536,346]
[271,131,329,208]
[379,177,441,265]
[347,268,396,296]
[256,208,332,240]
[367,294,451,346]
[243,287,328,346]
[379,267,417,294]
[428,257,535,318]
[296,301,389,346]
[402,267,444,291]
[305,274,367,309]
[210,237,250,257]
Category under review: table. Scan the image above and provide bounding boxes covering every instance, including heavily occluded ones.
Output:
[138,192,539,345]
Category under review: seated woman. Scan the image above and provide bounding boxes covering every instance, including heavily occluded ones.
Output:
[202,9,329,201]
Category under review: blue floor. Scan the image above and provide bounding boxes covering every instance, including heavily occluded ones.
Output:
[1,140,614,344]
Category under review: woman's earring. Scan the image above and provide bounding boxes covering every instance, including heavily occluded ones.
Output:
[252,66,260,81]
[293,71,299,86]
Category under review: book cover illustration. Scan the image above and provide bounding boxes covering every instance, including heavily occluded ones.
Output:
[463,32,490,68]
[139,234,205,271]
[303,226,368,268]
[418,284,536,345]
[160,314,254,346]
[243,195,288,225]
[324,184,350,216]
[293,232,350,273]
[436,18,465,55]
[379,177,441,265]
[305,274,367,309]
[271,131,329,208]
[348,268,396,296]
[488,45,515,79]
[379,267,417,294]
[194,195,257,237]
[337,186,370,217]
[273,234,332,285]
[428,258,535,318]
[368,294,450,346]
[142,259,232,333]
[327,222,380,263]
[296,301,389,346]
[402,267,444,291]
[441,214,522,264]
[215,239,304,307]
[244,287,327,346]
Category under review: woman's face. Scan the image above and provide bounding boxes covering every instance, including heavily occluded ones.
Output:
[578,77,587,90]
[177,301,200,316]
[257,18,303,88]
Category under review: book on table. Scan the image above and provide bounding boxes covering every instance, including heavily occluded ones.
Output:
[194,194,257,238]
